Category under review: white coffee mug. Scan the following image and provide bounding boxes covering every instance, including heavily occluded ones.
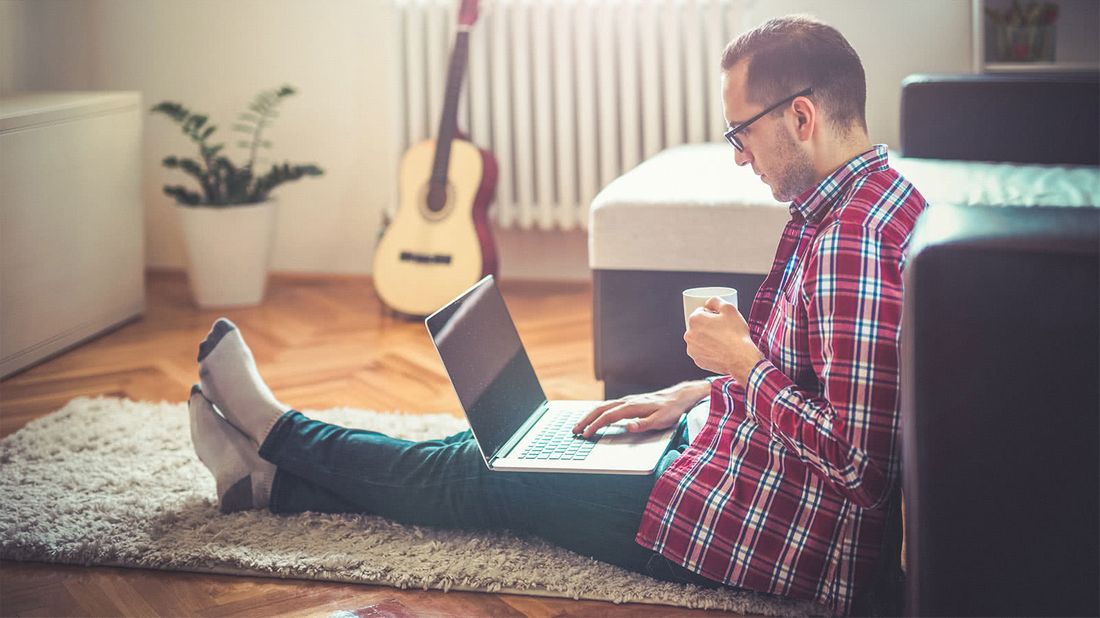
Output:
[683,286,738,328]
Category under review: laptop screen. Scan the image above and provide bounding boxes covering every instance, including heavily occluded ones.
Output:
[425,276,547,459]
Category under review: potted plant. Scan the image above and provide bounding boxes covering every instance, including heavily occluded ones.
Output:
[151,85,323,307]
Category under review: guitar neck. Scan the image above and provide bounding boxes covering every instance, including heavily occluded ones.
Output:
[431,30,469,187]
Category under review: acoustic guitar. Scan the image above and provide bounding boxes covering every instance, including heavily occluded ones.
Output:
[373,0,498,318]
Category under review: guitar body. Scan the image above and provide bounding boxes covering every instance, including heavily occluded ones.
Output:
[374,0,495,318]
[373,137,498,317]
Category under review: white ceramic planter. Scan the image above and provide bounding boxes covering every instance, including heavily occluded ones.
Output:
[177,200,277,308]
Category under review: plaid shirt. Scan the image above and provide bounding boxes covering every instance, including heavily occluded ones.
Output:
[636,145,926,614]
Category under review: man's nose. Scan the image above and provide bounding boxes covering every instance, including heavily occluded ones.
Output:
[734,147,752,167]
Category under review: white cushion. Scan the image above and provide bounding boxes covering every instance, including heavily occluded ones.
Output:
[890,156,1100,209]
[588,144,787,275]
[589,143,1100,274]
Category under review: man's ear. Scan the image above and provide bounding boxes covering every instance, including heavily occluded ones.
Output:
[791,97,815,142]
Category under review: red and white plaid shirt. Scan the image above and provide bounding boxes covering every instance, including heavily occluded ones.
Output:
[636,145,926,614]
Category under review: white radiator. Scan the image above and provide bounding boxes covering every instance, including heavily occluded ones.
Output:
[392,0,744,231]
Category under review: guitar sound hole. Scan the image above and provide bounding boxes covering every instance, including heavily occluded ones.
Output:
[426,184,448,213]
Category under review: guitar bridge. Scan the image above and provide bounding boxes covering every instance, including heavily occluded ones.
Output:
[400,251,453,265]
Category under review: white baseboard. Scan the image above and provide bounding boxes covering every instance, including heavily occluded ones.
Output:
[148,227,594,284]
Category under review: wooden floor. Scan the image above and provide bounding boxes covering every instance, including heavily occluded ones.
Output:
[0,271,746,617]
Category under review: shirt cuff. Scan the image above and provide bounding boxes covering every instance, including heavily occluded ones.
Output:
[744,359,796,432]
[707,374,734,399]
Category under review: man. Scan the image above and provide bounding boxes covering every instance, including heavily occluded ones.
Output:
[188,15,925,615]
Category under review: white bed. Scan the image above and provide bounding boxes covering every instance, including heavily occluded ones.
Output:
[589,143,1100,277]
[588,142,1100,399]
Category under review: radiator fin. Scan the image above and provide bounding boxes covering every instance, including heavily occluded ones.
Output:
[393,0,740,231]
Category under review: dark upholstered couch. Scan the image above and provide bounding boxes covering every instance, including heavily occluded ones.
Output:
[900,73,1099,617]
[902,202,1099,616]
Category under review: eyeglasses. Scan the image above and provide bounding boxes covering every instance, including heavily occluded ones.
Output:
[723,87,813,152]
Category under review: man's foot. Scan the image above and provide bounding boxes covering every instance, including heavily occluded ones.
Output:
[197,318,287,446]
[188,384,275,513]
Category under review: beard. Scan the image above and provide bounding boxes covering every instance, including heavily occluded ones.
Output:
[768,122,817,202]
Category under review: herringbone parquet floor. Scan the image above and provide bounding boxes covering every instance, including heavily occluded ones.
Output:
[0,271,744,617]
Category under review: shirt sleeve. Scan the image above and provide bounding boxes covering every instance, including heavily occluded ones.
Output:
[742,221,904,510]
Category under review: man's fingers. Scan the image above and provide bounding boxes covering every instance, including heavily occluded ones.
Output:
[572,400,623,434]
[687,307,707,329]
[580,405,642,438]
[704,296,738,315]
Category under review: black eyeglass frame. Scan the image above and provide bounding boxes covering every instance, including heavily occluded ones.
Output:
[723,87,813,152]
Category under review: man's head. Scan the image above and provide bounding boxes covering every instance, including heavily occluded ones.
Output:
[720,15,869,201]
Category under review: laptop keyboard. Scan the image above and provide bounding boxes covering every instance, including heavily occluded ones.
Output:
[518,409,601,461]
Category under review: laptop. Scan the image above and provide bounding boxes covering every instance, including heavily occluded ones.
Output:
[425,275,676,474]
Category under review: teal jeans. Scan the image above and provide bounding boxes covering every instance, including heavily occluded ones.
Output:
[259,410,723,587]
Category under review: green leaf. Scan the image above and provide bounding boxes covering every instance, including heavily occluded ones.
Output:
[200,144,222,159]
[149,102,190,122]
[164,185,203,206]
[153,85,315,205]
[178,158,205,179]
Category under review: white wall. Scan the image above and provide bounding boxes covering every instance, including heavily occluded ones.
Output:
[0,0,28,94]
[2,0,974,281]
[3,0,402,276]
[99,0,402,275]
[1,0,95,94]
[740,0,974,150]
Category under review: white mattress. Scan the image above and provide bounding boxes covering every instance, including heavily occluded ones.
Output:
[589,143,1100,274]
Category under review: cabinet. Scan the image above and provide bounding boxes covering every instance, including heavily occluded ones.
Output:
[972,0,1100,72]
[0,92,145,378]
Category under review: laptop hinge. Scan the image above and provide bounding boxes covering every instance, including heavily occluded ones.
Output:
[490,400,551,465]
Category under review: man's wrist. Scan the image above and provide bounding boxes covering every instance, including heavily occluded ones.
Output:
[728,347,766,384]
[664,379,711,404]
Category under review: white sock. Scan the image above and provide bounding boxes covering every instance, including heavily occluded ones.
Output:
[197,318,287,447]
[189,384,275,512]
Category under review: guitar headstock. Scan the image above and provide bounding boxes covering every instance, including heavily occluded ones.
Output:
[457,0,479,27]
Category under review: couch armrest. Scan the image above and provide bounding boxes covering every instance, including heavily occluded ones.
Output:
[902,203,1100,615]
[900,72,1099,165]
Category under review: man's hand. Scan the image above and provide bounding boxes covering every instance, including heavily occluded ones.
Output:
[571,381,709,439]
[684,296,764,384]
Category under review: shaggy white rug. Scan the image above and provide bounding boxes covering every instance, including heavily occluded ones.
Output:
[0,396,823,616]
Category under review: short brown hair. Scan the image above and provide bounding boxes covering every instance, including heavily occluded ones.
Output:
[721,15,867,134]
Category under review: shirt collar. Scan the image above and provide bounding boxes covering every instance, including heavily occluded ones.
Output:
[789,144,889,222]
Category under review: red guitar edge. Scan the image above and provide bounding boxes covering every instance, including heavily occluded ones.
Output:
[459,130,498,279]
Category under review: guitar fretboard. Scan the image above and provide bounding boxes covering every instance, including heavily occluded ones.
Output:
[430,31,469,189]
